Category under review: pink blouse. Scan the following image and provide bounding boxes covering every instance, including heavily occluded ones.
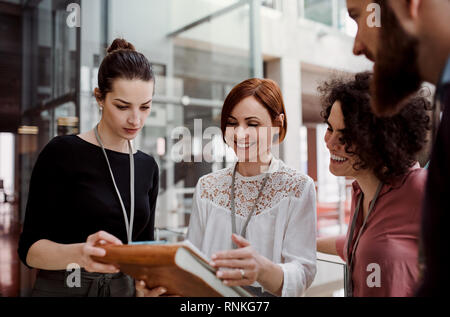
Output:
[336,164,427,297]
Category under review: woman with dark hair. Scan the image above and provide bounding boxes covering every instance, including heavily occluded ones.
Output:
[317,72,431,297]
[185,78,317,297]
[18,39,162,297]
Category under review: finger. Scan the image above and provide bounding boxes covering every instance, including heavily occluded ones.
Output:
[216,269,246,281]
[85,262,120,273]
[212,248,251,260]
[136,280,146,291]
[84,245,106,257]
[223,279,253,287]
[88,231,123,245]
[232,234,250,248]
[210,259,249,269]
[142,287,167,297]
[135,281,167,297]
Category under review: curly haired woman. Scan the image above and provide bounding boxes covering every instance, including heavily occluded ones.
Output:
[316,72,431,297]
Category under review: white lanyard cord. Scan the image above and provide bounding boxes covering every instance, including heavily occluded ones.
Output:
[230,163,269,249]
[94,124,135,243]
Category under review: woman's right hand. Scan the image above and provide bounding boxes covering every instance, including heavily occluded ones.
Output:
[79,230,123,273]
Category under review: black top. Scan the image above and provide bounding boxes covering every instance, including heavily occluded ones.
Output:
[18,135,159,268]
[416,57,450,296]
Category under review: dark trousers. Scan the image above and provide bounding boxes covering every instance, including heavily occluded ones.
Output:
[31,269,135,297]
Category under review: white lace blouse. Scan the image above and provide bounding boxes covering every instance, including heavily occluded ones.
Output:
[187,157,317,297]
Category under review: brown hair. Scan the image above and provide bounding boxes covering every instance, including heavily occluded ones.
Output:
[220,78,287,142]
[97,38,154,100]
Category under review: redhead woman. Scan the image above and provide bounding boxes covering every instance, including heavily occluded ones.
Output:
[186,78,317,297]
[18,39,163,297]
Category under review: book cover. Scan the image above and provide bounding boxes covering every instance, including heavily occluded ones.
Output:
[92,240,253,297]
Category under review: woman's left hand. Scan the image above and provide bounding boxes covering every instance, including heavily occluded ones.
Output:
[209,234,264,287]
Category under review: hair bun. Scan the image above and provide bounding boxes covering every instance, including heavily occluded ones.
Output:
[107,38,136,54]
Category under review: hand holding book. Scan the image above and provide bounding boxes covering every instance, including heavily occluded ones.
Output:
[210,234,260,286]
[91,240,252,297]
[210,234,284,296]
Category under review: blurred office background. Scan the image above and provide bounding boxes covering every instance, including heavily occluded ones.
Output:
[0,0,374,297]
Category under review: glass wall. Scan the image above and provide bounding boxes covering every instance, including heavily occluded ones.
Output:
[18,0,79,221]
[303,0,333,27]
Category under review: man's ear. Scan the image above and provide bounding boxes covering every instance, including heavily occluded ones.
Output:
[388,0,422,34]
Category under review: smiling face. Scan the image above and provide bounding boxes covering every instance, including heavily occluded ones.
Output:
[324,101,361,178]
[224,96,280,163]
[97,78,154,141]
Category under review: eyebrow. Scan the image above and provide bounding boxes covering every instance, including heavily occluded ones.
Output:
[326,120,345,131]
[114,98,152,105]
[228,115,260,121]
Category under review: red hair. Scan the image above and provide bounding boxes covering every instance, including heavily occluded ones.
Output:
[220,78,288,142]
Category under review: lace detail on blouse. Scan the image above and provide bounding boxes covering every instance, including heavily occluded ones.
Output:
[199,161,309,217]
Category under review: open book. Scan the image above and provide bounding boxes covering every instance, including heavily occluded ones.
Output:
[92,240,253,297]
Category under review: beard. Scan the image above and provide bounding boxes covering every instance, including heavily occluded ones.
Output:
[371,1,423,117]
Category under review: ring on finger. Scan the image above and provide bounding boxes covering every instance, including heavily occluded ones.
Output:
[239,269,245,279]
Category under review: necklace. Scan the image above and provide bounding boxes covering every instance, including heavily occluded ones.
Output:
[94,124,135,243]
[229,162,270,249]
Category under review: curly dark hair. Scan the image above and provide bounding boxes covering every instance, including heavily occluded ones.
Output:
[319,72,431,184]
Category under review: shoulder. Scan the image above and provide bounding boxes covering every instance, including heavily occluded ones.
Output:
[272,160,315,198]
[136,151,158,168]
[38,135,77,160]
[402,167,427,194]
[30,136,79,174]
[197,166,233,190]
[195,166,233,201]
[45,135,77,150]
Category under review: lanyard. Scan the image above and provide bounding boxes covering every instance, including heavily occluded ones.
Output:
[345,181,383,297]
[94,124,135,244]
[230,163,269,249]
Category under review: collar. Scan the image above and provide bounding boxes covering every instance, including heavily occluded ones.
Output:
[233,156,281,180]
[351,162,421,196]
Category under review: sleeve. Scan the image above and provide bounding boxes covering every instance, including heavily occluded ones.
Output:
[278,177,317,297]
[17,137,66,268]
[136,159,159,242]
[186,180,206,250]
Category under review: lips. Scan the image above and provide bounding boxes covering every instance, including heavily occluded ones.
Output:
[330,153,349,163]
[124,128,139,134]
[235,141,256,149]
